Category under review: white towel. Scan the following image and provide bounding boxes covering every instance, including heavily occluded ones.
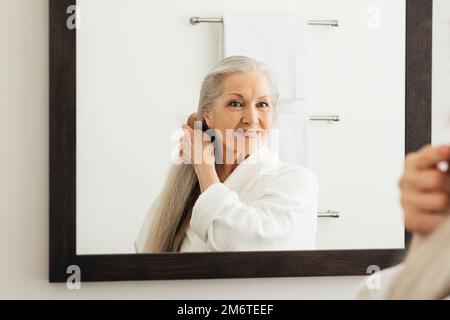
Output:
[270,112,309,166]
[223,14,309,102]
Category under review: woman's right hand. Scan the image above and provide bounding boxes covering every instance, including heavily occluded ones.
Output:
[399,144,450,237]
[178,121,215,167]
[187,112,197,129]
[178,117,219,192]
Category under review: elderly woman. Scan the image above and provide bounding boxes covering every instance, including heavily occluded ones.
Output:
[135,55,318,253]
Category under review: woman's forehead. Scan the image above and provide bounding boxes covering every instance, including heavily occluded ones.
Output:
[221,71,272,96]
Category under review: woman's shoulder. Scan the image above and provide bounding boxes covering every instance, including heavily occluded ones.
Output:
[280,162,317,180]
[262,147,318,182]
[274,159,318,186]
[260,155,318,193]
[281,165,318,198]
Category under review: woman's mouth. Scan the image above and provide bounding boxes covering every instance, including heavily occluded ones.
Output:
[233,129,262,138]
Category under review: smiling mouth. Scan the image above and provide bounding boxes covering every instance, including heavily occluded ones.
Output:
[233,129,262,138]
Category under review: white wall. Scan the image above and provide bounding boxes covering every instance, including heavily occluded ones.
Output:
[0,0,447,299]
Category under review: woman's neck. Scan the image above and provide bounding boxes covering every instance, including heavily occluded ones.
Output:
[215,147,255,182]
[215,163,238,182]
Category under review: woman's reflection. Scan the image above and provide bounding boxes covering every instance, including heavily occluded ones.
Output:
[135,56,318,253]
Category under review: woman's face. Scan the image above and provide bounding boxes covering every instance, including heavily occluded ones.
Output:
[204,71,275,163]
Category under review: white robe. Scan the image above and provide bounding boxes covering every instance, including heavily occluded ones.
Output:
[135,144,318,253]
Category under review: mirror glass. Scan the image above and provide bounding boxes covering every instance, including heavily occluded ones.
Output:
[76,0,406,254]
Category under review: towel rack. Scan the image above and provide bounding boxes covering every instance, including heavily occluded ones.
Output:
[309,115,340,122]
[190,17,339,27]
[318,210,340,218]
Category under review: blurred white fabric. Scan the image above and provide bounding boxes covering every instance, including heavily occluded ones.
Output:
[222,14,309,101]
[271,111,309,166]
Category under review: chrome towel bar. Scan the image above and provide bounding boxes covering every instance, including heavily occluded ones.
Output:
[190,17,339,27]
[318,210,340,218]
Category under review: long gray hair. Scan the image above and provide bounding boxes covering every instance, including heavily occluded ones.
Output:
[140,56,279,252]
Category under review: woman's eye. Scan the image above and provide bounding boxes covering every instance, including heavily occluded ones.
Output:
[228,101,242,107]
[257,102,269,108]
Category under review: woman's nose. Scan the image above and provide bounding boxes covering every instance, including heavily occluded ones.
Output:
[242,106,259,125]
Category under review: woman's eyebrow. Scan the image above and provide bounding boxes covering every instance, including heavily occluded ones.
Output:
[226,93,270,99]
[226,93,245,98]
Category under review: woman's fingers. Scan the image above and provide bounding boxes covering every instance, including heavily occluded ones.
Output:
[180,144,192,164]
[179,123,215,165]
[399,169,450,193]
[179,125,191,162]
[400,146,450,235]
[202,142,215,165]
[187,112,197,128]
[401,190,450,212]
[406,144,450,170]
[404,208,449,235]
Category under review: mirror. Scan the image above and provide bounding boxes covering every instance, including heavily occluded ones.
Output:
[75,0,407,255]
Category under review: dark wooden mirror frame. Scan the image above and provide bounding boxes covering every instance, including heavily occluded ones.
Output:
[49,0,432,282]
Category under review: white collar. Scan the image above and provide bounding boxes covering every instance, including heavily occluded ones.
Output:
[222,144,281,188]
